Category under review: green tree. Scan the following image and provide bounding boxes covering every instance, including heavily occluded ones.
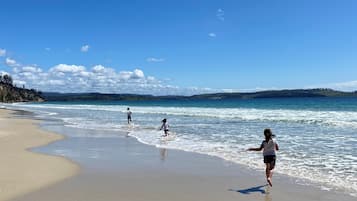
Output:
[2,74,13,86]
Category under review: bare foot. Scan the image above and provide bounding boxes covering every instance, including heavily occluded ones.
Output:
[267,178,272,187]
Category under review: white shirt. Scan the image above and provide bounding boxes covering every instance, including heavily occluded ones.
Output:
[261,139,278,156]
[161,122,169,130]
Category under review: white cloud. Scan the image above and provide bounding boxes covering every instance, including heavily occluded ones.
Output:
[81,45,90,52]
[217,8,225,21]
[21,66,42,73]
[19,72,37,80]
[48,80,66,85]
[118,69,144,80]
[79,71,91,77]
[92,64,114,74]
[50,64,86,74]
[146,57,165,62]
[132,69,144,79]
[147,76,156,82]
[92,65,105,73]
[5,58,17,67]
[0,48,6,56]
[0,71,10,76]
[13,80,26,86]
[208,33,216,37]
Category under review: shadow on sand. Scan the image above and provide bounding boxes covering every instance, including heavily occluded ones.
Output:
[229,184,268,195]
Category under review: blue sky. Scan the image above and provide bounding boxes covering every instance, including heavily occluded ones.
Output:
[1,0,357,95]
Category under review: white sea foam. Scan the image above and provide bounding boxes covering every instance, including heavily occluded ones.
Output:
[128,128,357,197]
[9,103,357,129]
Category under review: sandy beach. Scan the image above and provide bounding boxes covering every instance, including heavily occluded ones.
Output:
[2,0,357,199]
[0,109,79,201]
[0,110,351,201]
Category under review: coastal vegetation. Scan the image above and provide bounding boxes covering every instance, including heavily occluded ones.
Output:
[0,74,44,102]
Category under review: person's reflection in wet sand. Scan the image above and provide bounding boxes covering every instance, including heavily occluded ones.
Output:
[160,148,168,161]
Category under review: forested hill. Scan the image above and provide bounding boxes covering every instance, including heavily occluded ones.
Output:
[42,88,357,102]
[190,88,357,99]
[0,75,44,103]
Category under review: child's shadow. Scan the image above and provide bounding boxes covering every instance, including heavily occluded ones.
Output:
[229,184,268,194]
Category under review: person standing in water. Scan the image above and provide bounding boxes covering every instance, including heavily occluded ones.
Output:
[248,128,279,187]
[127,107,132,124]
[160,118,169,136]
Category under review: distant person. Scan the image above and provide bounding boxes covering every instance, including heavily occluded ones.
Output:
[247,128,279,187]
[160,118,169,136]
[127,107,132,124]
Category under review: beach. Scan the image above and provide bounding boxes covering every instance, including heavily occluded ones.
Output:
[0,106,354,201]
[2,0,357,200]
[0,109,79,201]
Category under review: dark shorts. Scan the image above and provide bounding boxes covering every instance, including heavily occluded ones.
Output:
[264,155,276,168]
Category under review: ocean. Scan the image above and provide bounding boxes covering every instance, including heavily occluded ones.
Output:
[2,97,357,197]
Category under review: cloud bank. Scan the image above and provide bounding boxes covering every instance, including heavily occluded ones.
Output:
[3,58,218,95]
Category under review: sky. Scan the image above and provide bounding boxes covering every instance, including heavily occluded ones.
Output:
[1,0,357,95]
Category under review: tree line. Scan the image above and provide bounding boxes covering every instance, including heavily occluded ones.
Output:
[0,74,13,86]
[0,74,42,94]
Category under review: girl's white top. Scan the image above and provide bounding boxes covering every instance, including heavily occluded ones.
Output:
[161,122,169,130]
[261,139,278,156]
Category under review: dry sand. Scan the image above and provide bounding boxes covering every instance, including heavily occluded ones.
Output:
[0,109,79,201]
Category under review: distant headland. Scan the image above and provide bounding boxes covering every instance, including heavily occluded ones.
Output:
[0,74,44,103]
[42,88,357,102]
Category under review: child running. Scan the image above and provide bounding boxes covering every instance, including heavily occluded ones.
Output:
[247,128,279,187]
[159,118,169,137]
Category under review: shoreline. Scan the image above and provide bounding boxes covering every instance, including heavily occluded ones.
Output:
[0,109,79,201]
[7,111,355,201]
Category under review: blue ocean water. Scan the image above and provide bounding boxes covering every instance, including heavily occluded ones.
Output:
[2,97,357,196]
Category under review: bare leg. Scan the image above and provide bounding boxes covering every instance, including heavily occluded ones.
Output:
[269,161,274,185]
[162,130,168,137]
[266,163,272,187]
